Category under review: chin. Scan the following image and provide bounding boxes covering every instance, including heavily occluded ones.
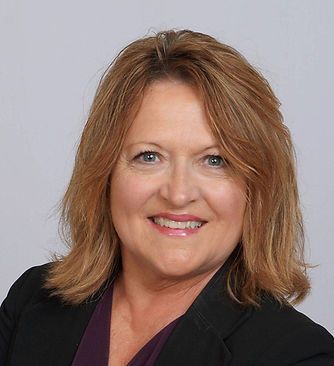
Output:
[150,256,209,280]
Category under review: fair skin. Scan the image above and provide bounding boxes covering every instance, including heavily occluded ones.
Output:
[108,79,246,365]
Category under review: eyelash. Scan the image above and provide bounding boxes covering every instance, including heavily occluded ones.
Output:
[133,150,226,168]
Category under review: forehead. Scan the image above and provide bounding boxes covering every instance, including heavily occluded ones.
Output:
[123,80,218,148]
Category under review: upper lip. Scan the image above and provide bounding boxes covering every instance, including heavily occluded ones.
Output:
[149,212,207,222]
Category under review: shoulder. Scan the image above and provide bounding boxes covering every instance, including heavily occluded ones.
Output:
[227,295,334,365]
[3,263,52,306]
[1,263,53,322]
[0,263,53,363]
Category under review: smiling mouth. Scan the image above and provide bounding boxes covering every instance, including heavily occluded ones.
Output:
[148,216,207,230]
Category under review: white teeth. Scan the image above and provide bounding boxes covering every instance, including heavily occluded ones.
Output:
[152,217,203,229]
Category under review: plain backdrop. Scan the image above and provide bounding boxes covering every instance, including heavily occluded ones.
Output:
[1,0,333,334]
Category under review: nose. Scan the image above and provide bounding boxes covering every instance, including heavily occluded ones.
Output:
[159,160,200,207]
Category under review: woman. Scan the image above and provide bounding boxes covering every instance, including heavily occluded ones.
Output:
[1,29,333,366]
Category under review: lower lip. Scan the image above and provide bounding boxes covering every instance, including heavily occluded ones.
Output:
[148,218,205,237]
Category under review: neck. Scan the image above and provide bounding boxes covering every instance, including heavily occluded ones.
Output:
[112,262,222,329]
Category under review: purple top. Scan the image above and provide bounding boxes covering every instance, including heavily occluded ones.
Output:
[72,283,183,366]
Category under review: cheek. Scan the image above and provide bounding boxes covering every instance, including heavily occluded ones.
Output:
[208,182,246,223]
[110,170,155,216]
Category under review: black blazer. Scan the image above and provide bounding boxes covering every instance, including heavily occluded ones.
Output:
[1,260,334,366]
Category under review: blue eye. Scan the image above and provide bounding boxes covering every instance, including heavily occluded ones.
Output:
[134,150,158,163]
[206,155,225,168]
[133,151,226,168]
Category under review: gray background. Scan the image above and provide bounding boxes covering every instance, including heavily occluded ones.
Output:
[1,0,333,334]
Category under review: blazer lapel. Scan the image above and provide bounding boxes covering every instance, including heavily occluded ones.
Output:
[155,252,253,366]
[154,314,233,366]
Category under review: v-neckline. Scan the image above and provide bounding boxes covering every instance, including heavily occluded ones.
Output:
[72,281,184,366]
[108,283,184,365]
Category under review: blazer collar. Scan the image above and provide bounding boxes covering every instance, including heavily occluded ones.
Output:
[155,249,253,365]
[189,251,252,339]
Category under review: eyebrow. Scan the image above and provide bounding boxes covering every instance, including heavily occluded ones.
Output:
[127,142,220,152]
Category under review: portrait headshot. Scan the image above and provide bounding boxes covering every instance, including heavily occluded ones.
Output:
[1,1,334,365]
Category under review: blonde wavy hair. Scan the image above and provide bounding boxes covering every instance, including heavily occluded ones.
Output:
[44,29,310,306]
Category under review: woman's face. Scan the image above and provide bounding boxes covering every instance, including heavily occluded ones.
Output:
[110,80,246,281]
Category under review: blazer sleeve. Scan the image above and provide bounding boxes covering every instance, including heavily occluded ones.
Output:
[0,266,43,365]
[257,323,334,365]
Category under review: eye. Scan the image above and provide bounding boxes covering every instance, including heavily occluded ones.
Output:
[205,155,226,168]
[133,150,159,163]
